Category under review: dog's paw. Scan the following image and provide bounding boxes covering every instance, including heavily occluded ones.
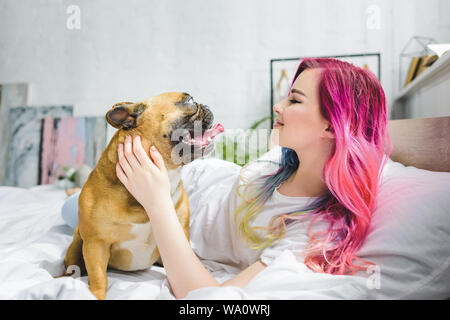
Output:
[90,288,107,300]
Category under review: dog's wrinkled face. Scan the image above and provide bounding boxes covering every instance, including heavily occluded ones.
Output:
[106,92,223,167]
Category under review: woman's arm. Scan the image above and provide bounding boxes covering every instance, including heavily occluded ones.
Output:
[143,192,218,298]
[143,193,266,298]
[116,135,266,299]
[221,260,267,287]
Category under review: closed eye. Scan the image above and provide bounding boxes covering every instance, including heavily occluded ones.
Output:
[289,99,302,104]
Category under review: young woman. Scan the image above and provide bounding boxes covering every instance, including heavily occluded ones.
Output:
[61,57,392,299]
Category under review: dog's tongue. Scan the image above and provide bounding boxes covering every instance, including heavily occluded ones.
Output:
[204,123,224,140]
[197,123,224,146]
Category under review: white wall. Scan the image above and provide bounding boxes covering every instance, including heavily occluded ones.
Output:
[1,0,449,130]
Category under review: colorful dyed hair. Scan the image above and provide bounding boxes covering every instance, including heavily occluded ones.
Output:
[234,57,393,275]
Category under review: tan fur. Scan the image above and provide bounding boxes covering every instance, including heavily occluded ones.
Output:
[63,92,210,300]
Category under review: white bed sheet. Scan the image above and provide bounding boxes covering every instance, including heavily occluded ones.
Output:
[0,184,384,300]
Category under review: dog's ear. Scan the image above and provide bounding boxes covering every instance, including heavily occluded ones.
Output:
[106,102,146,129]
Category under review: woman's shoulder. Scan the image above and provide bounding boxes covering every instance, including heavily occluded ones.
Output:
[181,157,242,178]
[180,157,241,194]
[240,146,283,182]
[180,146,283,197]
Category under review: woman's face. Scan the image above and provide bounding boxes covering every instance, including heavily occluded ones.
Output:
[272,68,333,151]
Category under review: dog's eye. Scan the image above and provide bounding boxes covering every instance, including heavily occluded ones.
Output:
[185,97,195,105]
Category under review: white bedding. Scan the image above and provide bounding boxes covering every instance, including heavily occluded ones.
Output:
[1,156,449,300]
[0,184,372,300]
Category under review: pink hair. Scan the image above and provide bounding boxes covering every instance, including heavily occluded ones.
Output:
[292,58,393,274]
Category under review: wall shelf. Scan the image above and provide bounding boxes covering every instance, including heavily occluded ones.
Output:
[392,52,450,120]
[395,52,450,101]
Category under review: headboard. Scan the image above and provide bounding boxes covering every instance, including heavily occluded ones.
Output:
[388,116,450,173]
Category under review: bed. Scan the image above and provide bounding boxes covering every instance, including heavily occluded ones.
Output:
[0,116,449,300]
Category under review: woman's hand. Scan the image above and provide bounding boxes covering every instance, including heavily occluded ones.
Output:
[116,135,171,212]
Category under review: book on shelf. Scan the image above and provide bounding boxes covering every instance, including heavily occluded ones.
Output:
[404,56,422,87]
[415,54,439,78]
[404,55,439,87]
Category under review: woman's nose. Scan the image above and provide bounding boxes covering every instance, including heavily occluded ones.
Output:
[273,102,282,115]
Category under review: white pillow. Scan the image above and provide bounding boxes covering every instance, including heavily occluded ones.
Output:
[356,158,450,299]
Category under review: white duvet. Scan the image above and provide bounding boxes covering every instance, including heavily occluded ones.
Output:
[0,184,371,300]
[1,156,449,300]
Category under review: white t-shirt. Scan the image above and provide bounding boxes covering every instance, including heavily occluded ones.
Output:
[180,146,327,271]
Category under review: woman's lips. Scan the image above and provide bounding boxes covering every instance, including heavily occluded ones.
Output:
[273,119,284,128]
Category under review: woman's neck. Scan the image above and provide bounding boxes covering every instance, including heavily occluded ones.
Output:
[278,143,331,198]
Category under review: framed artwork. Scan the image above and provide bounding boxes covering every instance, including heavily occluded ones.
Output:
[270,53,381,127]
[0,83,28,185]
[6,106,73,187]
[39,116,108,185]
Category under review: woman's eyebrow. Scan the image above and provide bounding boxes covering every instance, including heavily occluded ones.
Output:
[291,88,307,98]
